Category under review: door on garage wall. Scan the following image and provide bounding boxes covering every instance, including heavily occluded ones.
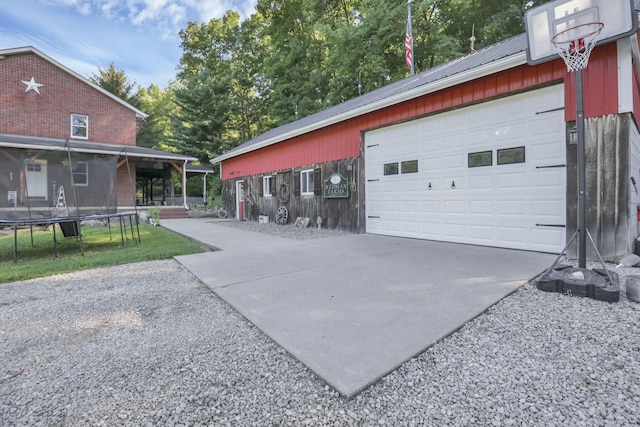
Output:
[236,180,245,220]
[364,85,566,253]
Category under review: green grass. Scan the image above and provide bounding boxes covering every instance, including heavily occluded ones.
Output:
[0,223,207,284]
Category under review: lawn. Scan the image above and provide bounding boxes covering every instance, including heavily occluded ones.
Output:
[0,223,207,284]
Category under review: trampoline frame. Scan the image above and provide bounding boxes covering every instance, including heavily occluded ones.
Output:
[0,211,140,263]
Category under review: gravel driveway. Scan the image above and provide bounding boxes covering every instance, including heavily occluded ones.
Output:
[1,225,640,426]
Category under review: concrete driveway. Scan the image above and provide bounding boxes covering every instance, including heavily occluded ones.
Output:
[164,219,555,397]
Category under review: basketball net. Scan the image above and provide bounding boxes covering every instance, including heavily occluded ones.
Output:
[552,22,604,72]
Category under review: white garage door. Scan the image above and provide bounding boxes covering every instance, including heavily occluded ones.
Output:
[365,85,566,253]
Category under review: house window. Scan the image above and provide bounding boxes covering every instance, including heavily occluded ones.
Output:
[301,169,314,195]
[497,146,525,165]
[263,175,273,197]
[72,161,88,186]
[71,114,88,139]
[468,151,493,167]
[401,160,418,174]
[26,163,42,172]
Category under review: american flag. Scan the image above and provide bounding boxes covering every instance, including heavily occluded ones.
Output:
[405,5,414,75]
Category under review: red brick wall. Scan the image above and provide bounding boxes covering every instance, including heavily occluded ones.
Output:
[117,163,137,207]
[0,51,138,145]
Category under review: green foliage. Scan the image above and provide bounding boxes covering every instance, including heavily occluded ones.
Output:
[93,0,543,168]
[208,175,222,197]
[170,67,232,163]
[137,84,179,150]
[89,62,141,108]
[148,207,161,224]
[0,224,206,284]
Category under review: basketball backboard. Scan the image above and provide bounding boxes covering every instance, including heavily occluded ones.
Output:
[525,0,638,65]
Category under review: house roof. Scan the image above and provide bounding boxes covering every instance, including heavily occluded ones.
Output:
[211,34,529,164]
[0,46,148,120]
[0,133,196,162]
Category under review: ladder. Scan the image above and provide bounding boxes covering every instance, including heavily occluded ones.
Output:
[52,185,69,217]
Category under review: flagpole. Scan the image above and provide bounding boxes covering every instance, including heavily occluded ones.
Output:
[406,2,415,75]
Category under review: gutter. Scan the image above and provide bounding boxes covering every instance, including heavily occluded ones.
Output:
[0,141,196,161]
[211,51,527,164]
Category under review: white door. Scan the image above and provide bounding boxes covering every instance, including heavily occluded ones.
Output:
[365,85,566,253]
[236,180,245,220]
[25,159,48,199]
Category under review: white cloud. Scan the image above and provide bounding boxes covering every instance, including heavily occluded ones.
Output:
[184,0,257,23]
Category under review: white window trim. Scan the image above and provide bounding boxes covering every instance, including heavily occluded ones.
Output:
[263,175,273,197]
[72,161,89,186]
[301,169,314,195]
[71,113,88,140]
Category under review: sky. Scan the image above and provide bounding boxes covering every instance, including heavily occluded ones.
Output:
[0,0,258,89]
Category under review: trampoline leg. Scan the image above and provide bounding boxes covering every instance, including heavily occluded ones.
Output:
[77,220,84,257]
[128,215,135,243]
[119,216,125,248]
[13,225,17,263]
[107,217,113,241]
[53,223,58,259]
[135,214,141,243]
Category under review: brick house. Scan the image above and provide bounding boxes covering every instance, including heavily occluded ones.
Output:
[0,46,195,219]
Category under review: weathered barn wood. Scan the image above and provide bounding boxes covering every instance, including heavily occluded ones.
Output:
[222,157,365,233]
[566,114,633,261]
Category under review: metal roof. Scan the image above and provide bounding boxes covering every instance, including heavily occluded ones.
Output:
[0,133,196,162]
[185,164,215,174]
[0,46,148,120]
[212,34,529,164]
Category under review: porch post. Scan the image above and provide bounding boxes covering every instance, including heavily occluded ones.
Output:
[183,160,188,209]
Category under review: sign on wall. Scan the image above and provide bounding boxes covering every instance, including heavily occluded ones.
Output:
[324,173,349,198]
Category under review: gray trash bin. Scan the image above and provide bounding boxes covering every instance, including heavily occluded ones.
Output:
[625,275,640,302]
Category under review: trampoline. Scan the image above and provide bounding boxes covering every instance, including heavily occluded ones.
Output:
[0,212,140,263]
[1,139,143,263]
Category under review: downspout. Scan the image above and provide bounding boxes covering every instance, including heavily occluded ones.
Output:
[203,172,208,205]
[183,160,189,210]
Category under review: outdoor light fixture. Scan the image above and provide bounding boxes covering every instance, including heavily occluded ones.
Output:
[569,125,578,145]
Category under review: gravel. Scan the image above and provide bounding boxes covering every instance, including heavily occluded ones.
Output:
[1,222,639,426]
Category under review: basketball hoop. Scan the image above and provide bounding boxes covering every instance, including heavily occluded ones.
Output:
[552,22,604,72]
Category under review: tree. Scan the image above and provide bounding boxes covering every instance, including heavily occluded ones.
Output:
[136,84,178,150]
[168,0,546,157]
[89,62,141,108]
[435,0,549,54]
[257,0,333,124]
[171,68,231,164]
[175,10,274,159]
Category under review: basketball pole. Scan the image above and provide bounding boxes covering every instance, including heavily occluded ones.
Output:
[575,68,587,268]
[575,69,587,268]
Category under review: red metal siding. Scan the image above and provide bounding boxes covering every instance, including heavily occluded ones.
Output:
[0,52,138,145]
[635,67,640,121]
[222,56,586,180]
[564,43,619,121]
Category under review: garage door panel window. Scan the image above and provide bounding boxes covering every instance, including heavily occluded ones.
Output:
[468,151,492,168]
[497,147,525,165]
[384,163,399,175]
[401,160,418,174]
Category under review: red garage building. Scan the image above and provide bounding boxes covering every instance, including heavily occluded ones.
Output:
[212,26,640,262]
